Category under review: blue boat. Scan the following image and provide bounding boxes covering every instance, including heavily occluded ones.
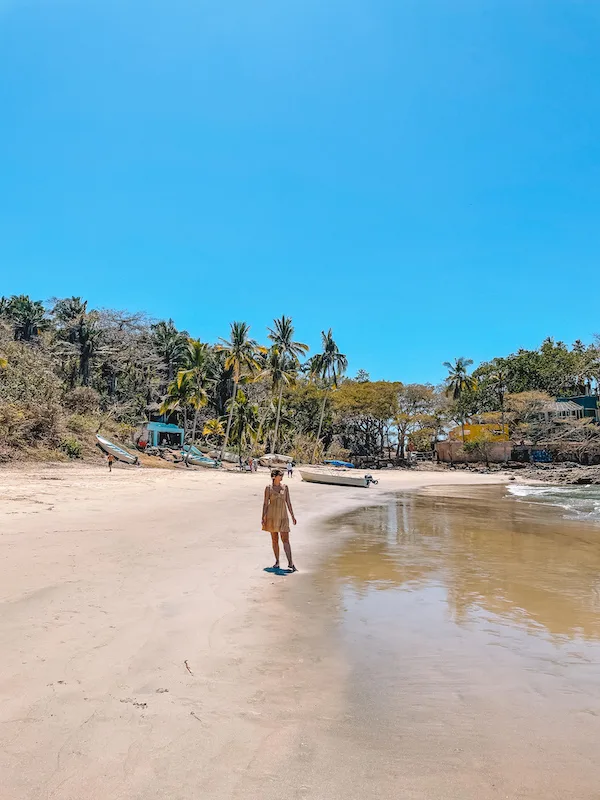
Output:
[324,459,355,469]
[182,445,219,468]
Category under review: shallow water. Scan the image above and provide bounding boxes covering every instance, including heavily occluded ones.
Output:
[312,486,600,799]
[509,481,600,521]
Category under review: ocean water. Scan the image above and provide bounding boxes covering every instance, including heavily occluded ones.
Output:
[508,482,600,521]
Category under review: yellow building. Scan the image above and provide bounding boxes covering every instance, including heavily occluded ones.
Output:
[448,423,509,442]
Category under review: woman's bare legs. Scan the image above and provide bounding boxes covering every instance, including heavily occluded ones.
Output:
[270,531,280,567]
[280,532,295,570]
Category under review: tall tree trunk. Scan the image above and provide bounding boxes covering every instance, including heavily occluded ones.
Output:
[81,353,90,386]
[272,383,284,454]
[185,408,199,465]
[313,390,328,463]
[256,404,269,448]
[220,380,238,461]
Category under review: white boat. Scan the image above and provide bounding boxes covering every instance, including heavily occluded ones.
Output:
[96,434,138,465]
[182,446,219,468]
[259,453,292,467]
[299,469,377,488]
[208,450,239,463]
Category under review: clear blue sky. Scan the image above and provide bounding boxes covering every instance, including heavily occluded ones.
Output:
[1,0,599,383]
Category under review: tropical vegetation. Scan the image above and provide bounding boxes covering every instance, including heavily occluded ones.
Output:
[1,293,600,464]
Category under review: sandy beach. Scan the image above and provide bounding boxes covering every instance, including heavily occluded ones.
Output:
[0,464,510,800]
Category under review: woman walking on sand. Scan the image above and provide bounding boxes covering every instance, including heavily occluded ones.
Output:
[262,469,297,572]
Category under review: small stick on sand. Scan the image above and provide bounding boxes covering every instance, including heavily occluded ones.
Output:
[184,660,193,675]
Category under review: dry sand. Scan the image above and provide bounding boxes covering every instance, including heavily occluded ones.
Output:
[0,464,506,800]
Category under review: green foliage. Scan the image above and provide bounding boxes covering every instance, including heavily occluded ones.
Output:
[151,319,189,385]
[474,339,599,404]
[443,357,476,401]
[3,290,600,466]
[284,382,325,436]
[227,389,259,456]
[463,430,503,466]
[1,295,48,341]
[217,321,265,458]
[66,414,97,435]
[59,436,83,459]
[332,380,399,456]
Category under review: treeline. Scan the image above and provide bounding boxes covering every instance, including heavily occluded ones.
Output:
[0,293,598,462]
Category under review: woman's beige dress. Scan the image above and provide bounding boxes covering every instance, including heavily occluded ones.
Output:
[262,485,290,533]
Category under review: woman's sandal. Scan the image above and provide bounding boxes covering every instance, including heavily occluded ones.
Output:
[288,565,297,573]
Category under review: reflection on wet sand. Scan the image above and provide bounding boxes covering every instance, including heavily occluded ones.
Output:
[326,486,600,640]
[309,487,600,799]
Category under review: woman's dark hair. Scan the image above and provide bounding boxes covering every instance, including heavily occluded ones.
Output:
[271,469,283,479]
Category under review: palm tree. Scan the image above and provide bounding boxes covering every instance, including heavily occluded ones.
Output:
[5,295,47,341]
[443,357,476,442]
[261,346,298,453]
[78,314,102,386]
[228,389,259,461]
[308,329,347,461]
[203,418,225,447]
[267,316,308,453]
[160,371,194,437]
[163,339,210,464]
[217,322,265,459]
[151,319,189,386]
[52,296,88,327]
[51,297,101,386]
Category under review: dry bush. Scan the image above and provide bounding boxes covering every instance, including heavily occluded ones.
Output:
[0,401,63,451]
[0,339,61,405]
[64,387,100,415]
[324,441,351,461]
[288,433,324,464]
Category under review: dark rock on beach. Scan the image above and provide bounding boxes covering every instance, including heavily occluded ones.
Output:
[514,462,600,486]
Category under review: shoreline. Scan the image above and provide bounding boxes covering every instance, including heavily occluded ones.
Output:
[0,464,508,799]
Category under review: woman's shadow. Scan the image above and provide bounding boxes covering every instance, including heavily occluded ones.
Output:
[264,566,294,576]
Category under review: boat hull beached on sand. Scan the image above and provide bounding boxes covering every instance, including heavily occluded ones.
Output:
[299,469,377,488]
[182,446,219,468]
[259,453,293,467]
[96,434,138,465]
[208,450,239,463]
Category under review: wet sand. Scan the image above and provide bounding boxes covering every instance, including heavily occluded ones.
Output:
[3,465,596,798]
[305,487,600,799]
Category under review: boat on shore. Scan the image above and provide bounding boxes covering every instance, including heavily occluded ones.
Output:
[208,450,239,463]
[259,453,292,467]
[96,434,138,465]
[299,469,377,488]
[182,445,219,468]
[324,459,355,468]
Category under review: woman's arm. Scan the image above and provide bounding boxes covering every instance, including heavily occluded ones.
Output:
[285,486,297,524]
[262,486,269,523]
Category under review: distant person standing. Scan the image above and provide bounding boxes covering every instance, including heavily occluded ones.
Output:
[287,461,293,478]
[262,469,297,572]
[107,453,115,473]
